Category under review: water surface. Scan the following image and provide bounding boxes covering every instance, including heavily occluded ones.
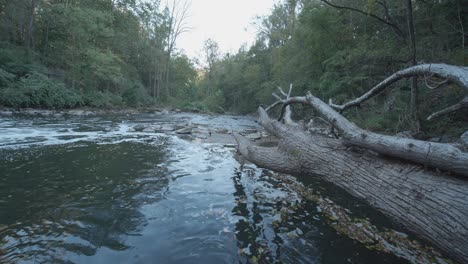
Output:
[0,113,406,263]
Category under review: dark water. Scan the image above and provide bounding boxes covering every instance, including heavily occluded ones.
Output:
[0,113,406,263]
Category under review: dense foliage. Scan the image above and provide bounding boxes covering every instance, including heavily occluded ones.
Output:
[0,0,196,109]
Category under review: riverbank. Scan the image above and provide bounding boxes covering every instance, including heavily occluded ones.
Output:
[0,106,210,118]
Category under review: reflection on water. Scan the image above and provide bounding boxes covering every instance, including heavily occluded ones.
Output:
[0,139,170,263]
[0,114,407,263]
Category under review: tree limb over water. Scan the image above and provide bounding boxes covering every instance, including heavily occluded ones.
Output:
[235,64,468,263]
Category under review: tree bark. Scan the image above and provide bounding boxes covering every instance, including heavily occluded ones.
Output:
[235,106,468,263]
[282,93,468,177]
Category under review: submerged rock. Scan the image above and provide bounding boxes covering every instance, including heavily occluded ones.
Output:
[0,110,13,116]
[241,128,258,135]
[246,132,262,140]
[175,127,192,134]
[155,124,177,132]
[67,110,96,116]
[133,124,146,132]
[142,126,156,132]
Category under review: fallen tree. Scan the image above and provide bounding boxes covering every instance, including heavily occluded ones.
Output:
[235,64,468,263]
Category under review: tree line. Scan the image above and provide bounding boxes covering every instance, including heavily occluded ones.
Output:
[0,0,466,137]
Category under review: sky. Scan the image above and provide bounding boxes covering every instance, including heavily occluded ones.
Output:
[176,0,277,63]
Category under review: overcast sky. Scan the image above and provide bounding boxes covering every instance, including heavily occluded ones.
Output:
[176,0,277,63]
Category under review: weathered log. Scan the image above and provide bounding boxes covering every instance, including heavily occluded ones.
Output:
[271,93,468,177]
[235,106,468,263]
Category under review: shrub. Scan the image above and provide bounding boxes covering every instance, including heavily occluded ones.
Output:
[122,83,151,107]
[203,90,225,113]
[82,90,123,108]
[0,72,82,109]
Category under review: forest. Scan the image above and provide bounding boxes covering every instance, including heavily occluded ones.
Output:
[1,0,466,136]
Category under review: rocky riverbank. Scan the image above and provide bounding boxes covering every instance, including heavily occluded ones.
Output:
[0,107,189,118]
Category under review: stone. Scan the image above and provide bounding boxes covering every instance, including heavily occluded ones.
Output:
[245,132,262,140]
[175,127,192,134]
[155,124,176,132]
[133,124,146,132]
[142,127,155,132]
[216,128,229,134]
[242,128,258,135]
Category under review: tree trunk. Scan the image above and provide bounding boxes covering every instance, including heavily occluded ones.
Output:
[235,107,468,263]
[407,0,419,131]
[43,17,49,57]
[285,93,468,177]
[25,0,38,51]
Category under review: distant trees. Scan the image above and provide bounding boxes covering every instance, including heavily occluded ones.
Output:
[163,0,190,98]
[202,38,219,83]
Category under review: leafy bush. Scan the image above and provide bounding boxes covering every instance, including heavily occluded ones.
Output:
[183,101,209,112]
[203,90,226,113]
[122,83,152,107]
[0,73,82,109]
[82,90,123,108]
[0,68,15,87]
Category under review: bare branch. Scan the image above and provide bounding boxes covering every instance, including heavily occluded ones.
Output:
[427,97,468,121]
[277,86,288,97]
[424,76,448,89]
[272,92,282,101]
[271,84,301,128]
[329,63,468,111]
[265,101,282,112]
[320,0,405,38]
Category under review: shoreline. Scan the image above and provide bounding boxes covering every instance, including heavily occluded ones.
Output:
[0,106,213,118]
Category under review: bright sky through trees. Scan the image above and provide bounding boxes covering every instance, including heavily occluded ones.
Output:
[176,0,277,60]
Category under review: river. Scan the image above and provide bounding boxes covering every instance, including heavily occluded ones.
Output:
[0,112,408,263]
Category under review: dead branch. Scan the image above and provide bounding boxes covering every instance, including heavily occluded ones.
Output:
[427,96,468,121]
[270,84,301,128]
[320,0,405,39]
[328,64,468,119]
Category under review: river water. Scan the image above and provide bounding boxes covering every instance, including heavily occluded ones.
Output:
[0,112,407,263]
